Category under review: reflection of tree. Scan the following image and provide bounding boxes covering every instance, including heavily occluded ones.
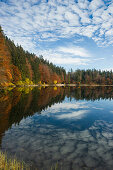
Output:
[0,87,65,146]
[0,86,113,147]
[66,86,113,101]
[0,89,22,147]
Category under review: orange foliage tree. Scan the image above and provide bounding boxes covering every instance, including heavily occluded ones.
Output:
[12,65,22,82]
[39,64,50,83]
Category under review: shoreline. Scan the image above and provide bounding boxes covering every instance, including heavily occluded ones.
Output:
[1,84,113,89]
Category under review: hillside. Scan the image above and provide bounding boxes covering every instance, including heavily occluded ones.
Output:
[0,26,66,86]
[0,27,13,86]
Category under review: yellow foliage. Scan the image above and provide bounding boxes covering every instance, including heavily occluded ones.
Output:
[17,87,24,92]
[54,86,57,91]
[6,87,14,91]
[25,78,30,84]
[24,88,30,94]
[17,87,33,93]
[16,81,24,86]
[54,80,57,84]
[30,81,33,85]
[24,87,33,94]
[16,79,33,86]
[24,78,33,85]
[39,81,42,84]
[38,86,42,90]
[8,82,15,86]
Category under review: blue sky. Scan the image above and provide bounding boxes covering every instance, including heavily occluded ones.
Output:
[0,0,113,71]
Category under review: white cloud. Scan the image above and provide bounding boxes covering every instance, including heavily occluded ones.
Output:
[81,25,99,38]
[106,29,113,36]
[36,46,91,65]
[58,46,90,57]
[48,56,89,65]
[64,11,80,26]
[89,0,104,11]
[0,0,113,53]
[78,0,89,10]
[93,58,104,61]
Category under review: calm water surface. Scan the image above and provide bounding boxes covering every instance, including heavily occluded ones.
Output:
[0,86,113,170]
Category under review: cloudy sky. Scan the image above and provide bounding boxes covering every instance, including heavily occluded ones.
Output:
[0,0,113,71]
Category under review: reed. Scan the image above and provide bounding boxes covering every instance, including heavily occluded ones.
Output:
[0,151,29,170]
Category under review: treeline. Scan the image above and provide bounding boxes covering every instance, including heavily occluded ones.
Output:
[5,37,66,84]
[0,26,66,85]
[68,69,113,85]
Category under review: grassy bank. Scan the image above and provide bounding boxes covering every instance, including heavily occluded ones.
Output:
[0,151,60,170]
[0,151,29,170]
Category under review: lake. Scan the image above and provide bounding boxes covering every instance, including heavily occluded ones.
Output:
[0,86,113,170]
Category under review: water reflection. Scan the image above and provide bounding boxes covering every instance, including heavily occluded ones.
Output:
[0,87,65,146]
[0,86,113,169]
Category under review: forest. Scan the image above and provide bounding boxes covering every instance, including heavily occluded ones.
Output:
[67,69,113,85]
[0,26,66,86]
[0,25,113,86]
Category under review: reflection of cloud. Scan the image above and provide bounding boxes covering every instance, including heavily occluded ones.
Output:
[56,110,89,119]
[41,102,89,120]
[2,118,113,170]
[52,102,89,109]
[92,107,104,110]
[42,102,89,114]
[110,111,113,113]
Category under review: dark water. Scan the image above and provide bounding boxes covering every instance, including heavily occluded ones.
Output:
[1,86,113,170]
